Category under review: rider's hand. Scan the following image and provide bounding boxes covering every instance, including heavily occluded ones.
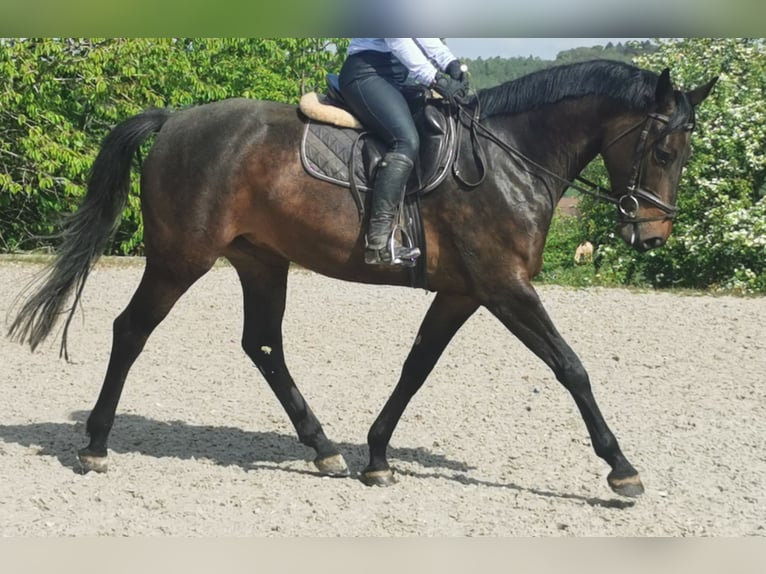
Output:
[431,72,468,102]
[445,60,467,84]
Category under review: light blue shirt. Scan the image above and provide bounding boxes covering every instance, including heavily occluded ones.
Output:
[347,38,458,85]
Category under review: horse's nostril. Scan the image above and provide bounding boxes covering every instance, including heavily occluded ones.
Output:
[640,237,665,251]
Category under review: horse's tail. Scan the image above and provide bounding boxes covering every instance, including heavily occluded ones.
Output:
[8,107,172,359]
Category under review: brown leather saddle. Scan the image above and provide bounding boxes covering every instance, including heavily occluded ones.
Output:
[299,74,461,220]
[298,75,468,288]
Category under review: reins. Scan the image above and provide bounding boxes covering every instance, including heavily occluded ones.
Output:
[452,98,693,225]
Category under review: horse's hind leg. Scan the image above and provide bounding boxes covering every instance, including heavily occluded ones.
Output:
[78,259,212,473]
[227,250,348,477]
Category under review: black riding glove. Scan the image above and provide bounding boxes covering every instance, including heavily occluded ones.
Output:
[445,59,467,83]
[431,72,468,102]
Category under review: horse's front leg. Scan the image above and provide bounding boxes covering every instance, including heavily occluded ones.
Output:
[361,292,479,486]
[486,278,644,497]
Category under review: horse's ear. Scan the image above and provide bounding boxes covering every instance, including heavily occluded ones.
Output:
[688,76,718,107]
[655,68,673,106]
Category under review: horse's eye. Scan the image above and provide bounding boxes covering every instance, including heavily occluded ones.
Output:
[654,147,674,166]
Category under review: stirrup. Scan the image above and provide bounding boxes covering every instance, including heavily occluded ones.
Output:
[365,209,420,267]
[365,243,421,267]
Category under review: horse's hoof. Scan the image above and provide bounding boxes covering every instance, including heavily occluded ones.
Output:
[313,454,350,477]
[360,468,396,487]
[607,472,644,497]
[77,448,108,474]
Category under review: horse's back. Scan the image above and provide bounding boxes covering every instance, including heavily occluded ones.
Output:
[157,97,299,146]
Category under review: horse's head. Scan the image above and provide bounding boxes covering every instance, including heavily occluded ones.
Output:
[600,69,717,252]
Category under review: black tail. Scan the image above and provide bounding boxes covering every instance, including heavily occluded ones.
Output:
[7,107,172,359]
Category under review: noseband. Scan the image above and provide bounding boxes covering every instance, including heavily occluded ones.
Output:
[604,112,693,224]
[454,104,695,227]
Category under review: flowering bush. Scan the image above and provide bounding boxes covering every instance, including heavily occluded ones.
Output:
[583,39,766,293]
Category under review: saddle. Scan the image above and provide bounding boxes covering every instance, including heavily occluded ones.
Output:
[299,74,461,219]
[298,75,468,289]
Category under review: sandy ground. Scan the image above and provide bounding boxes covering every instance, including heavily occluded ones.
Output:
[0,257,764,537]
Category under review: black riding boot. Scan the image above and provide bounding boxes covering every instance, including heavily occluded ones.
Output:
[365,153,421,265]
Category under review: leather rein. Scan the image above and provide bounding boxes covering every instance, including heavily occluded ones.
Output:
[451,99,695,225]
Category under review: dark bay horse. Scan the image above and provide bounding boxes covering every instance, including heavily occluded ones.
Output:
[9,60,716,496]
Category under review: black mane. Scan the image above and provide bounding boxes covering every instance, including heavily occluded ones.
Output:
[477,60,660,119]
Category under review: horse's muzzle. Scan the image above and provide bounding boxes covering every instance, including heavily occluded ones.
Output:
[618,221,670,252]
[635,236,666,252]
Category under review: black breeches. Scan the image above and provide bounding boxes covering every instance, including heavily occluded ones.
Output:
[339,51,420,161]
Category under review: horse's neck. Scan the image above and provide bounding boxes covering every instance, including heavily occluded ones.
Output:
[490,98,615,186]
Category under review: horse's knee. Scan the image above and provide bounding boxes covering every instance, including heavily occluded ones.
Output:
[555,359,591,393]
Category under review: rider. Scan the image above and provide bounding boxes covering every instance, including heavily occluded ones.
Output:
[338,38,469,265]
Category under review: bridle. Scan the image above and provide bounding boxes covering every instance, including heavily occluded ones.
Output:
[604,112,693,224]
[452,100,695,229]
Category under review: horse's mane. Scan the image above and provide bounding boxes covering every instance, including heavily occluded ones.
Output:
[477,59,660,119]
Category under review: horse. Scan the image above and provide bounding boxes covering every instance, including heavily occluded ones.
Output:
[8,60,716,497]
[574,241,594,264]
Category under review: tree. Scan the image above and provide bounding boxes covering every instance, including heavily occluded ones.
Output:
[0,38,348,254]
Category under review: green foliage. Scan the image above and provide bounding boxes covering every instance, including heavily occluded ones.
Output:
[0,37,348,254]
[536,213,597,288]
